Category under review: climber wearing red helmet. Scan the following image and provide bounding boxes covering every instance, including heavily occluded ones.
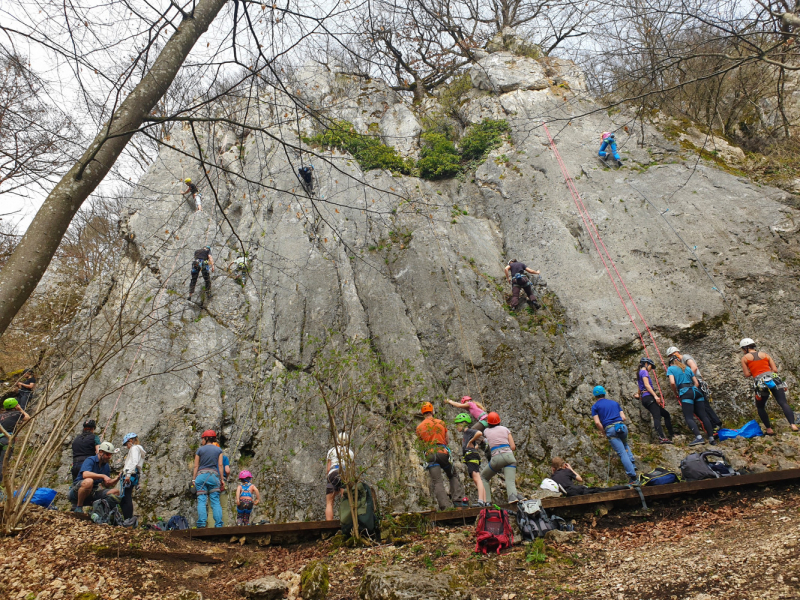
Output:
[192,429,225,528]
[469,412,524,503]
[415,402,468,510]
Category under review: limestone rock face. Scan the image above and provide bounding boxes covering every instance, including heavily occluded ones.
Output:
[49,49,800,522]
[358,566,472,600]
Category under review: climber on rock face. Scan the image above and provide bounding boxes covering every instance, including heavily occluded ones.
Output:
[739,338,798,435]
[415,402,468,510]
[188,246,214,301]
[504,259,541,311]
[298,165,314,195]
[182,178,202,211]
[598,132,622,167]
[590,386,638,483]
[666,346,722,435]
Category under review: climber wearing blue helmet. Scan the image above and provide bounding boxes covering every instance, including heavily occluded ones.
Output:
[598,132,622,167]
[590,386,637,483]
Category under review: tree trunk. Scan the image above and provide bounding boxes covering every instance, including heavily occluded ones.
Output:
[0,0,229,337]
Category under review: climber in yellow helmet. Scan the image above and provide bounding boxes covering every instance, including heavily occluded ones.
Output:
[182,178,202,212]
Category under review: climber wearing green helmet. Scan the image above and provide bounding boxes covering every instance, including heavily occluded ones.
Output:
[182,177,202,211]
[0,398,31,482]
[453,413,486,506]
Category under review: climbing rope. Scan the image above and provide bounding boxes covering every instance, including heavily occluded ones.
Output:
[543,123,669,402]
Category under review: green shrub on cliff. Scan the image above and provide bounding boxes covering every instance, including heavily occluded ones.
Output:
[306,121,412,174]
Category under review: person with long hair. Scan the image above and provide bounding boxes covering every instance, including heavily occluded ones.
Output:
[472,412,523,503]
[636,357,673,444]
[739,338,798,435]
[667,356,715,446]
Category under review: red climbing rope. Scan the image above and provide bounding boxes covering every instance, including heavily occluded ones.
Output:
[543,123,670,402]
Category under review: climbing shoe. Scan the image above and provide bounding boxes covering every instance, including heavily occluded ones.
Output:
[688,435,705,446]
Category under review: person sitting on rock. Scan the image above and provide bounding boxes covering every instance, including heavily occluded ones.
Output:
[667,355,715,446]
[598,132,622,167]
[504,259,541,311]
[325,431,354,521]
[635,357,673,444]
[192,430,225,528]
[119,433,146,521]
[68,441,120,512]
[182,178,202,211]
[473,412,523,503]
[453,413,486,506]
[591,386,638,483]
[0,398,31,482]
[236,470,260,525]
[416,402,468,510]
[667,346,722,435]
[739,338,798,435]
[188,246,214,301]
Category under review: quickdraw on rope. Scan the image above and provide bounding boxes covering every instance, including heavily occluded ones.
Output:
[543,123,669,401]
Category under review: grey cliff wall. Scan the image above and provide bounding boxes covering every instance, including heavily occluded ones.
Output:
[49,51,800,521]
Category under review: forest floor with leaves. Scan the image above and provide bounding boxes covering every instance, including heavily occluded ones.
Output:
[1,482,799,600]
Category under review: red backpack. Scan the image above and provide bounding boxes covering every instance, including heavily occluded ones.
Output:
[475,507,513,555]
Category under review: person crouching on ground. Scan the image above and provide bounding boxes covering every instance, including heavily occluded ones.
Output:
[325,431,354,520]
[590,386,638,483]
[192,430,225,528]
[453,413,487,506]
[474,412,523,503]
[236,470,260,525]
[119,433,145,521]
[416,402,468,509]
[68,441,120,512]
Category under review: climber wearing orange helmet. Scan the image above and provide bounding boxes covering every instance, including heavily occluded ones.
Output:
[470,412,523,503]
[192,429,225,528]
[415,402,468,509]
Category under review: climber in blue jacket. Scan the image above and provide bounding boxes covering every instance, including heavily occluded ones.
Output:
[598,132,622,167]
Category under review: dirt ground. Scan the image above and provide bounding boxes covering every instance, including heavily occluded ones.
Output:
[1,482,799,600]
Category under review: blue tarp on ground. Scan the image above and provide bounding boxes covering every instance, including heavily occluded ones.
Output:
[717,420,764,440]
[12,487,57,507]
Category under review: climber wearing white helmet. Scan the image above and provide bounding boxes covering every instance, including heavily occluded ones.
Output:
[182,177,202,211]
[325,431,354,520]
[739,339,798,435]
[666,347,723,434]
[69,441,120,513]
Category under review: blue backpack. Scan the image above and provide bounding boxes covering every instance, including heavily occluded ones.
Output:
[166,515,189,530]
[639,467,680,486]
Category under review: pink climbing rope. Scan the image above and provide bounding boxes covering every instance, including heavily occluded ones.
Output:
[543,123,670,402]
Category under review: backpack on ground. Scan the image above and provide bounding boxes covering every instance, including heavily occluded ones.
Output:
[147,522,167,531]
[515,500,572,541]
[638,467,681,486]
[90,498,124,526]
[680,450,738,482]
[166,515,190,531]
[475,507,514,554]
[339,481,381,540]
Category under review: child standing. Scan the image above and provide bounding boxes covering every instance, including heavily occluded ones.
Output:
[453,413,486,506]
[235,471,260,526]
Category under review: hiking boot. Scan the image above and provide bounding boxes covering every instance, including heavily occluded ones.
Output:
[659,438,673,445]
[708,438,717,446]
[688,435,705,446]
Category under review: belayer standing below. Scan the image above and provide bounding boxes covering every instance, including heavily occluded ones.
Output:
[71,419,100,484]
[325,431,354,521]
[598,132,622,167]
[119,433,146,521]
[188,246,214,301]
[192,430,225,528]
[182,178,202,211]
[415,402,468,509]
[636,357,673,444]
[739,338,798,435]
[667,346,722,434]
[504,259,541,311]
[453,413,487,506]
[667,355,715,446]
[235,471,261,526]
[591,386,637,483]
[473,412,523,503]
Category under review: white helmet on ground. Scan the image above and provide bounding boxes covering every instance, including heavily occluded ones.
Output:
[666,346,680,356]
[540,478,560,493]
[739,338,755,348]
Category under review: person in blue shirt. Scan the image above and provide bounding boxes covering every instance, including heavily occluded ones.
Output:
[68,441,120,512]
[598,132,622,167]
[667,355,715,447]
[590,386,637,483]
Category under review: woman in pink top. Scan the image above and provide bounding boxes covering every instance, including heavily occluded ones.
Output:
[446,396,489,431]
[468,412,521,504]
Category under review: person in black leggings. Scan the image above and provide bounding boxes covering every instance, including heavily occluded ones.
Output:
[668,356,715,446]
[739,339,798,434]
[636,357,673,444]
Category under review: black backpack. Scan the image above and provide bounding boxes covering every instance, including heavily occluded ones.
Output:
[90,498,124,526]
[680,450,738,482]
[515,499,572,541]
[339,481,381,540]
[166,515,190,530]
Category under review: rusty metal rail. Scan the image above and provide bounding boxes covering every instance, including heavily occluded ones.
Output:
[171,468,800,539]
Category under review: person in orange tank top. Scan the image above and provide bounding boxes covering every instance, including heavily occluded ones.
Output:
[415,403,468,510]
[739,338,798,435]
